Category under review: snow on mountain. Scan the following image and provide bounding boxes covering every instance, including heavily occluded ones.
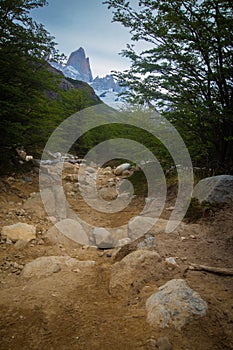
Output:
[50,47,126,109]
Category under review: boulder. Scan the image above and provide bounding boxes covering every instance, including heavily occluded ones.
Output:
[109,250,161,296]
[93,227,113,249]
[21,256,61,278]
[146,279,207,329]
[1,223,36,242]
[21,256,96,278]
[192,175,233,204]
[45,218,89,246]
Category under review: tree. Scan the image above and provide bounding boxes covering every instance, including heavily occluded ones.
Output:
[0,1,60,156]
[104,0,233,171]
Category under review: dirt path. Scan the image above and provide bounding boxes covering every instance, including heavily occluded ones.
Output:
[0,171,232,349]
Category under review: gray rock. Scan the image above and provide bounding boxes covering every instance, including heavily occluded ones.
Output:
[86,166,96,174]
[1,223,36,242]
[93,227,113,249]
[137,234,156,250]
[146,279,207,329]
[192,175,233,204]
[45,219,89,246]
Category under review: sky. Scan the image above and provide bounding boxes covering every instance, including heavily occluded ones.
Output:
[31,0,134,78]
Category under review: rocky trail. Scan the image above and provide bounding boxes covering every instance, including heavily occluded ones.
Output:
[0,163,232,350]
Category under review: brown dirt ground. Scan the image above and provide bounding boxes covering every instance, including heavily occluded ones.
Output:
[0,171,232,350]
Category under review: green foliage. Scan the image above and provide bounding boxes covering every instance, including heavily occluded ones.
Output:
[75,107,174,171]
[0,0,98,173]
[104,0,233,171]
[185,197,224,221]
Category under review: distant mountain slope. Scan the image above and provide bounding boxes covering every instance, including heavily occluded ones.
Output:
[50,47,126,109]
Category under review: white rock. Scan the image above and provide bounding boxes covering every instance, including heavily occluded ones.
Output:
[1,223,36,242]
[146,279,207,329]
[165,257,177,266]
[114,163,131,176]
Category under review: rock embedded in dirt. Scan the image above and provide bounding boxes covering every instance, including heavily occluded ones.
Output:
[23,190,51,218]
[116,237,131,247]
[21,256,61,278]
[1,223,36,242]
[86,166,96,174]
[157,337,172,350]
[98,187,118,201]
[136,234,156,250]
[14,239,28,250]
[45,218,89,246]
[146,279,208,329]
[128,216,155,240]
[165,257,178,266]
[109,250,161,297]
[21,256,95,278]
[93,227,113,249]
[193,175,233,204]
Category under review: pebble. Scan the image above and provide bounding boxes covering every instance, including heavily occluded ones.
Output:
[190,235,196,239]
[165,257,178,266]
[157,337,172,350]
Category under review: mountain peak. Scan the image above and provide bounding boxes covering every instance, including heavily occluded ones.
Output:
[66,47,93,82]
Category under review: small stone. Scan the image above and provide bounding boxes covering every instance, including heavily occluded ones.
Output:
[165,257,177,266]
[157,337,172,350]
[73,268,81,273]
[37,239,44,245]
[137,235,156,250]
[86,166,96,174]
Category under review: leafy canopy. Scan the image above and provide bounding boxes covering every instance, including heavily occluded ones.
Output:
[104,0,233,170]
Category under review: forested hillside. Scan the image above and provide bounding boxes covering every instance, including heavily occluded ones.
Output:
[0,0,100,173]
